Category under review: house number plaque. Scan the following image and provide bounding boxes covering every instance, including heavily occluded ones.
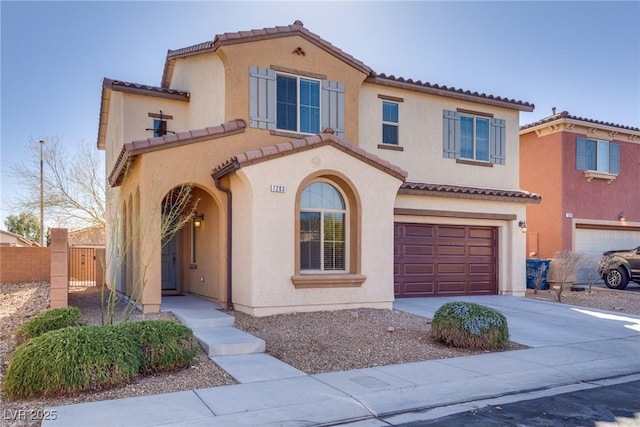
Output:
[270,184,286,193]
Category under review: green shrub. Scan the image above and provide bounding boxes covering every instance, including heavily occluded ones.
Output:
[4,325,141,399]
[16,307,85,343]
[118,320,199,374]
[430,302,509,350]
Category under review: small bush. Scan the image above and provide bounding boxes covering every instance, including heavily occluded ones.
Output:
[430,302,509,350]
[15,307,85,343]
[4,324,142,399]
[117,320,199,374]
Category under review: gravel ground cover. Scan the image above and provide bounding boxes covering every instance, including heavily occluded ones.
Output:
[1,281,640,427]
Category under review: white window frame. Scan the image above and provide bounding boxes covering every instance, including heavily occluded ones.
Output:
[276,72,321,135]
[299,179,349,274]
[460,114,490,162]
[382,101,399,145]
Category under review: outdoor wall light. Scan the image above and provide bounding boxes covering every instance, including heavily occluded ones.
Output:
[193,213,204,228]
[618,211,626,221]
[518,220,527,233]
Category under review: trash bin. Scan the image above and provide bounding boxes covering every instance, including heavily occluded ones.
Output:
[526,259,551,290]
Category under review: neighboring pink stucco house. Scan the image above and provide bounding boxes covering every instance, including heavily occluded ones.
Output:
[97,21,539,316]
[520,111,640,281]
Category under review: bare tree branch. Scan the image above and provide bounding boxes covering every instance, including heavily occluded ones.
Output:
[10,137,105,229]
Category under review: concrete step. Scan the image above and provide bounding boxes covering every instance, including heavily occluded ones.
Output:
[212,353,307,383]
[171,308,235,329]
[192,326,266,357]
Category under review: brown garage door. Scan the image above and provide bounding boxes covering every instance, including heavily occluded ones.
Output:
[394,223,498,297]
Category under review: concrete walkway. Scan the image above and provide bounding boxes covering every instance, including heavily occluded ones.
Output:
[43,296,640,426]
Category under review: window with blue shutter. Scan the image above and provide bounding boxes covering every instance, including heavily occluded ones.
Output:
[576,137,620,174]
[250,66,342,136]
[443,110,505,164]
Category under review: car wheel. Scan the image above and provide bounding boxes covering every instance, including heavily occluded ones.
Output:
[604,267,629,290]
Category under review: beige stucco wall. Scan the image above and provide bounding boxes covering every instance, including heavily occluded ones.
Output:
[170,54,225,129]
[217,37,367,143]
[394,194,528,296]
[229,145,404,316]
[359,83,522,190]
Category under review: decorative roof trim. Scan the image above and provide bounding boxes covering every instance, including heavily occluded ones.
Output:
[520,111,640,138]
[213,131,408,182]
[399,182,541,204]
[367,75,535,112]
[108,119,246,187]
[162,20,371,87]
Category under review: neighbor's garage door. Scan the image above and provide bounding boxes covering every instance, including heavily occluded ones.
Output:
[574,226,640,282]
[394,223,498,297]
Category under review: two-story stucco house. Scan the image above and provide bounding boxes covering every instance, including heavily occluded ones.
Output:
[97,21,539,316]
[520,111,640,281]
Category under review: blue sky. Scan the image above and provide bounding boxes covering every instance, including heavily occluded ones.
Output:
[1,1,639,228]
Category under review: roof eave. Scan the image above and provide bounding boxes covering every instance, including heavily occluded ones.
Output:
[367,76,534,112]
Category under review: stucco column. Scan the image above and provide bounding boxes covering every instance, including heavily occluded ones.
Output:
[49,228,69,308]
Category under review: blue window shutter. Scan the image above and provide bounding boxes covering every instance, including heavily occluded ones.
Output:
[576,137,588,170]
[609,142,620,174]
[321,80,345,138]
[249,66,276,130]
[443,110,460,158]
[489,118,506,165]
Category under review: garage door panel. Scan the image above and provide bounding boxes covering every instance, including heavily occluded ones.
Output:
[437,246,466,256]
[404,264,434,275]
[395,223,497,297]
[437,227,467,238]
[402,245,434,256]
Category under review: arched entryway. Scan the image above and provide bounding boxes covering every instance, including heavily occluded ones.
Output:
[160,185,224,303]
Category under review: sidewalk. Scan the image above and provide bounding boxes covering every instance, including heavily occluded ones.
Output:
[43,296,640,426]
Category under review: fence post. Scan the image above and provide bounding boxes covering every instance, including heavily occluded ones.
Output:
[50,228,69,308]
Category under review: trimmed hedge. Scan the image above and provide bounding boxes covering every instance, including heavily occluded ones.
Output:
[117,320,199,374]
[4,325,141,399]
[15,307,85,343]
[430,301,509,350]
[4,320,199,399]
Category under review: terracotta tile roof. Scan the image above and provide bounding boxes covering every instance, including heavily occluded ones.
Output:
[399,182,541,203]
[103,78,189,100]
[520,110,640,132]
[162,20,371,86]
[368,74,534,111]
[212,130,408,181]
[108,119,246,187]
[161,21,532,112]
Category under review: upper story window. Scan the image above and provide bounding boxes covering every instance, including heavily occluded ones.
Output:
[443,109,506,165]
[147,111,172,137]
[300,181,346,272]
[276,74,320,134]
[153,119,167,137]
[382,101,399,145]
[576,137,620,174]
[249,66,345,138]
[460,115,489,161]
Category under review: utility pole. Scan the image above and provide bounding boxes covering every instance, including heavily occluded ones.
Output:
[39,139,45,246]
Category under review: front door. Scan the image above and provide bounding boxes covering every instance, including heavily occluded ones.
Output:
[161,233,179,291]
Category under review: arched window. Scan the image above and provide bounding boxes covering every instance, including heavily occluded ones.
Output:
[299,181,346,272]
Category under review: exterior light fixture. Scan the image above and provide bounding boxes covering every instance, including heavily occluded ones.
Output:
[518,220,527,233]
[193,213,204,228]
[618,212,626,221]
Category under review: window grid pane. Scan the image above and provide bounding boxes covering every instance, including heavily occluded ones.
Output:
[300,212,321,270]
[277,75,297,131]
[460,116,473,159]
[475,118,489,161]
[382,124,398,145]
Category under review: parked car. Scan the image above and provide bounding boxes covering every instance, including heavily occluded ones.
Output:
[599,246,640,289]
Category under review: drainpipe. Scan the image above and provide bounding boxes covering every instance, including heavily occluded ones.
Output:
[212,160,240,311]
